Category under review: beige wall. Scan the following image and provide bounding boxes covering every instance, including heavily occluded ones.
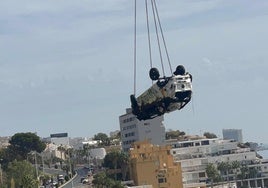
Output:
[129,140,183,188]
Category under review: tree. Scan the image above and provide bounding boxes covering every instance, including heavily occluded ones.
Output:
[21,174,38,188]
[118,152,129,181]
[237,164,249,187]
[103,150,129,181]
[166,130,185,139]
[57,145,66,161]
[231,161,240,184]
[248,167,258,179]
[203,132,217,139]
[206,163,221,188]
[0,147,12,170]
[217,161,231,185]
[92,172,124,188]
[6,160,38,188]
[103,150,120,180]
[8,132,46,160]
[93,133,110,146]
[110,132,121,140]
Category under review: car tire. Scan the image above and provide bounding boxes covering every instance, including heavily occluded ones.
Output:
[174,65,185,75]
[149,68,160,80]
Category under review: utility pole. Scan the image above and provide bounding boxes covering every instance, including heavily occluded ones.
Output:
[0,163,3,185]
[41,153,44,174]
[34,152,39,179]
[68,148,72,178]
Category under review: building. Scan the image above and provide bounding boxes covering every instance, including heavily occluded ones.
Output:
[50,133,70,147]
[0,136,10,148]
[168,137,268,188]
[222,129,243,143]
[129,140,183,188]
[69,137,98,150]
[90,148,106,160]
[42,143,67,160]
[69,137,86,150]
[170,138,239,187]
[119,108,165,152]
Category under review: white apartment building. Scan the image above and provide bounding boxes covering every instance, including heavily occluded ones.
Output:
[222,129,243,143]
[69,137,98,150]
[119,108,165,152]
[170,138,238,159]
[50,133,70,147]
[169,138,259,187]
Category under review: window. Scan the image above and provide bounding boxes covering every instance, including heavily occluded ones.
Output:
[123,117,135,123]
[182,142,193,147]
[158,178,167,183]
[125,132,135,137]
[199,172,206,178]
[140,153,146,158]
[201,140,209,145]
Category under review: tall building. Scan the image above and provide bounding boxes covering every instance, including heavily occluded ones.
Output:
[50,133,70,147]
[222,129,243,143]
[129,140,183,188]
[119,108,165,152]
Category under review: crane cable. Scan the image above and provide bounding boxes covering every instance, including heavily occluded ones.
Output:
[133,0,173,95]
[145,0,153,69]
[133,0,137,95]
[152,0,173,75]
[150,0,165,76]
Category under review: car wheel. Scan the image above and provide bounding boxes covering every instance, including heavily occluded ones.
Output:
[149,67,160,80]
[174,65,185,75]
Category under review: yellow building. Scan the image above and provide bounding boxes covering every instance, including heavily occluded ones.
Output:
[129,140,183,188]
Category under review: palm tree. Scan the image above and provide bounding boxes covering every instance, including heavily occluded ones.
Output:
[103,150,130,181]
[118,152,129,181]
[21,174,38,188]
[231,161,240,186]
[57,145,67,169]
[249,167,258,179]
[217,161,231,183]
[206,163,221,188]
[238,164,249,188]
[57,145,66,161]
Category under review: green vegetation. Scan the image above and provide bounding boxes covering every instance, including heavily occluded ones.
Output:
[203,132,217,139]
[92,172,124,188]
[166,130,185,139]
[205,160,262,188]
[3,132,46,164]
[206,163,221,187]
[6,160,38,188]
[93,133,111,146]
[0,132,46,187]
[103,150,129,181]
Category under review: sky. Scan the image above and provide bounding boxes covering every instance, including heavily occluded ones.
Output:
[0,0,268,143]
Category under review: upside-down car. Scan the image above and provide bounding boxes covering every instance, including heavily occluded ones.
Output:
[130,65,192,120]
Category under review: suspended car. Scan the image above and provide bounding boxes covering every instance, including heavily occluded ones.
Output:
[130,65,192,121]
